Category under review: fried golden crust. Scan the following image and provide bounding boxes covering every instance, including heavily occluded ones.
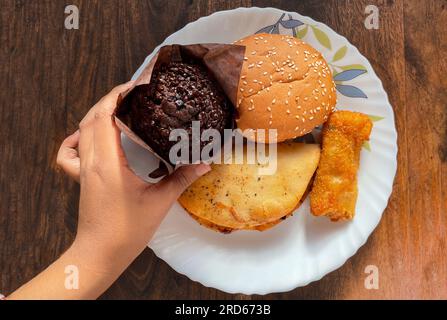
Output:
[310,111,373,221]
[179,142,320,231]
[186,182,312,233]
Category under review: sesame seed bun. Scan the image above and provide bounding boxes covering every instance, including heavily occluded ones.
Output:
[234,33,337,143]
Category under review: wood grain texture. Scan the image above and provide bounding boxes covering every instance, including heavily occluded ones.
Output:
[0,0,445,299]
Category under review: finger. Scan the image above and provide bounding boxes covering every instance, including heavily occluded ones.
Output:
[56,130,81,182]
[80,81,135,128]
[78,81,134,164]
[154,164,211,202]
[95,81,135,115]
[78,116,94,166]
[93,110,128,167]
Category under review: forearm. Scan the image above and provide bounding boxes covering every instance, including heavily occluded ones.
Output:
[7,238,137,300]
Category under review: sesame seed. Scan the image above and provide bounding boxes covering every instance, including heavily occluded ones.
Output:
[248,64,255,69]
[310,116,314,120]
[251,51,256,55]
[263,71,268,75]
[267,107,272,112]
[295,126,299,131]
[286,109,291,114]
[285,100,289,105]
[240,88,244,92]
[253,79,258,83]
[243,81,247,85]
[272,99,276,104]
[243,57,248,61]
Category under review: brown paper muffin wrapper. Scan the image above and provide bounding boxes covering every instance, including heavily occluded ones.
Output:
[114,43,245,179]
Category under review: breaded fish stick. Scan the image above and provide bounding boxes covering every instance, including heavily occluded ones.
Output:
[310,111,372,221]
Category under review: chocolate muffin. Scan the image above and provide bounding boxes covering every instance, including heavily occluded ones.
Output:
[125,62,233,164]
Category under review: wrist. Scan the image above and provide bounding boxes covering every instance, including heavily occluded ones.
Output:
[70,233,140,278]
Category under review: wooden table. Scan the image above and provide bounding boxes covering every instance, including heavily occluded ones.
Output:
[1,0,446,299]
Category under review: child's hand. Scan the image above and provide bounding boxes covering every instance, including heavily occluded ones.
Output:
[56,81,210,276]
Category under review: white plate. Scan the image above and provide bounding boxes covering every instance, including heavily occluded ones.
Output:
[122,7,398,295]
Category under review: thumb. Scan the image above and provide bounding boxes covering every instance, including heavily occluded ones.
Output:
[155,163,211,202]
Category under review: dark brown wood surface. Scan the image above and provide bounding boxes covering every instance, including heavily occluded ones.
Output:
[1,0,446,299]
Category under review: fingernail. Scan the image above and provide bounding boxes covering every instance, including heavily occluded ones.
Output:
[195,163,211,176]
